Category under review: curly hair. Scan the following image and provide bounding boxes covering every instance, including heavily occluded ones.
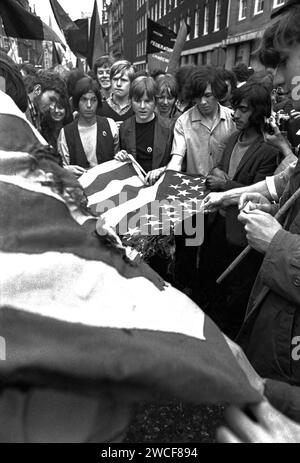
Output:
[257,5,300,68]
[218,68,237,91]
[231,82,272,130]
[72,77,102,111]
[183,65,228,103]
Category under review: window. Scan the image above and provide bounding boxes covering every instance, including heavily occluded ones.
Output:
[203,3,209,36]
[254,0,264,15]
[174,19,177,33]
[238,0,247,20]
[159,0,162,18]
[186,13,191,40]
[163,0,166,16]
[214,0,221,31]
[155,2,158,21]
[174,0,177,7]
[273,0,284,7]
[194,8,199,38]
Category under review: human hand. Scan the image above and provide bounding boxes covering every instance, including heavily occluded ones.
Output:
[238,192,274,214]
[205,175,226,191]
[203,192,226,213]
[223,336,265,395]
[263,116,292,154]
[64,165,87,177]
[210,167,229,180]
[238,209,282,253]
[114,150,130,162]
[217,401,300,443]
[203,191,240,213]
[145,167,165,185]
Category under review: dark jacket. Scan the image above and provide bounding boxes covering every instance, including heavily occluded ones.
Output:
[219,132,279,190]
[236,158,300,386]
[119,115,174,170]
[219,132,279,246]
[64,116,115,168]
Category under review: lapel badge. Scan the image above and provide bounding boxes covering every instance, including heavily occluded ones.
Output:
[147,147,153,153]
[102,131,107,136]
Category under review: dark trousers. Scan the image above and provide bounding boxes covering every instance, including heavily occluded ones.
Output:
[197,214,262,338]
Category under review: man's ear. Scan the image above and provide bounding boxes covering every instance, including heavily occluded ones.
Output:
[0,76,6,93]
[33,84,41,97]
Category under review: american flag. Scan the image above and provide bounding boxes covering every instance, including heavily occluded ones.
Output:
[79,161,208,242]
[0,91,262,442]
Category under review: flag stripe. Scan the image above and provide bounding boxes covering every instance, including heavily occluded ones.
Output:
[102,173,165,227]
[87,176,144,207]
[0,250,205,339]
[89,185,144,215]
[79,160,142,191]
[0,176,65,204]
[0,306,261,405]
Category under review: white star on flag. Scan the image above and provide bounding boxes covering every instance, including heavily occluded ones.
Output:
[127,227,141,236]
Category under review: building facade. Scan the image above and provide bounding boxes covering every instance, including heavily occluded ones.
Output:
[133,0,230,69]
[104,0,287,71]
[224,0,286,69]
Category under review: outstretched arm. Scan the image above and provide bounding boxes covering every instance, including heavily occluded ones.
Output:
[203,180,271,213]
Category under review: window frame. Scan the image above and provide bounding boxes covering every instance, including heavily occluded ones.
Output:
[214,0,221,32]
[203,3,209,36]
[254,0,264,15]
[238,0,247,21]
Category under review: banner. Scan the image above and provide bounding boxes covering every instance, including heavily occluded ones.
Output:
[87,0,105,70]
[0,0,63,44]
[146,18,177,73]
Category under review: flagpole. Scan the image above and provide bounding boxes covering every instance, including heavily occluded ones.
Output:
[166,20,188,75]
[145,0,150,72]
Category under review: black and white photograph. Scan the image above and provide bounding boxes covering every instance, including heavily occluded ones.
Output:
[0,0,300,447]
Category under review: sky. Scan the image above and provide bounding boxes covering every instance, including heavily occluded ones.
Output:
[28,0,100,23]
